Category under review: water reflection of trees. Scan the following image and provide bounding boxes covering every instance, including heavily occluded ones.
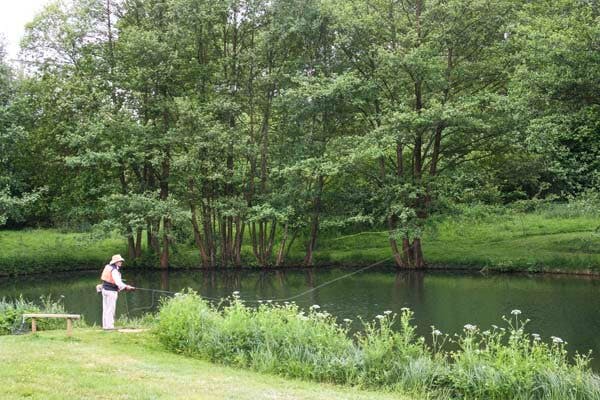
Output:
[394,271,425,305]
[160,270,169,290]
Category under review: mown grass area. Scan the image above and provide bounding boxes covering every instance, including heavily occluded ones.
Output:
[0,229,125,275]
[1,201,599,274]
[0,329,408,400]
[313,203,600,272]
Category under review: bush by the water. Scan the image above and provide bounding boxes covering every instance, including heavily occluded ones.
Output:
[156,291,600,399]
[0,295,74,334]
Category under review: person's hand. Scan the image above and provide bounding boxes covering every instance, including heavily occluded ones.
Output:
[126,285,136,291]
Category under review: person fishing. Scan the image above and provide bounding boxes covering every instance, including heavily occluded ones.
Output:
[98,254,135,330]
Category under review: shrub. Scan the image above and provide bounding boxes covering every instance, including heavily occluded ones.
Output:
[0,295,75,334]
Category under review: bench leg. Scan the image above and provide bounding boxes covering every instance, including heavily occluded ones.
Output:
[31,318,36,333]
[67,319,73,336]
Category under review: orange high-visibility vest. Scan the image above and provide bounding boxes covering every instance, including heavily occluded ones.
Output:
[100,264,117,284]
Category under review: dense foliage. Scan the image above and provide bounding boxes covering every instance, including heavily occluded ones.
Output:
[156,292,600,399]
[1,0,598,268]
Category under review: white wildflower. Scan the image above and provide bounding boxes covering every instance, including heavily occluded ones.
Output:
[384,310,392,315]
[483,330,490,336]
[464,324,477,332]
[511,309,522,315]
[343,318,352,323]
[375,315,385,320]
[532,333,541,341]
[232,291,240,295]
[310,304,320,310]
[400,307,410,312]
[432,329,442,336]
[551,336,564,344]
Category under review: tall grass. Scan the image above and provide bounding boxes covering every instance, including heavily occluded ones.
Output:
[156,292,600,399]
[0,295,79,334]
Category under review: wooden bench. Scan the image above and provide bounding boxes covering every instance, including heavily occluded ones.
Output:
[22,313,81,336]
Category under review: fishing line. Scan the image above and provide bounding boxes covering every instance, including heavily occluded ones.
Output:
[123,289,130,316]
[245,256,393,303]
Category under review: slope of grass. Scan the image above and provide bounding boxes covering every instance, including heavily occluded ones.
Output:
[314,203,600,272]
[1,201,599,274]
[0,229,125,275]
[0,329,409,400]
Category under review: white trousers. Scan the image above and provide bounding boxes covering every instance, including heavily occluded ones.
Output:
[102,289,118,329]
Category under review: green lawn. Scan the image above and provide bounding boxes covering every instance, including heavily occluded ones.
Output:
[0,229,125,275]
[0,329,410,400]
[314,210,600,272]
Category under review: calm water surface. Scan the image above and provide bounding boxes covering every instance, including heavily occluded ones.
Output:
[2,267,600,369]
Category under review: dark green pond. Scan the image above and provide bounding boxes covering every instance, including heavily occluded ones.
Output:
[2,267,600,370]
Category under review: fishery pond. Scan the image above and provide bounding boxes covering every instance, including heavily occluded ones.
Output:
[2,267,600,370]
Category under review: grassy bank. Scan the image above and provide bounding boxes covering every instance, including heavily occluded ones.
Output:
[156,292,600,399]
[0,329,408,400]
[315,207,600,273]
[1,201,599,275]
[0,229,125,275]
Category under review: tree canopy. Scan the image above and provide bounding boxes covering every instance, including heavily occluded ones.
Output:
[1,0,598,268]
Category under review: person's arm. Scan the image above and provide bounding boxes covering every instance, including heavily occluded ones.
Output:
[111,269,131,291]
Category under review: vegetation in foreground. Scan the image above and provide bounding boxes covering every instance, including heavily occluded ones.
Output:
[2,291,600,399]
[156,292,600,400]
[0,329,406,400]
[1,200,599,275]
[0,295,79,334]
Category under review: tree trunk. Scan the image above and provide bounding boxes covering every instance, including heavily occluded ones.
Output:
[160,217,170,269]
[251,222,259,264]
[275,222,288,266]
[191,202,210,267]
[285,230,298,262]
[266,221,276,261]
[159,155,170,269]
[126,229,136,261]
[150,220,161,254]
[135,228,143,258]
[233,218,244,267]
[304,175,324,267]
[412,238,425,269]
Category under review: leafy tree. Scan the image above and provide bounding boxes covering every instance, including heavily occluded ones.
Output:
[513,0,600,196]
[0,40,47,226]
[332,0,519,267]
